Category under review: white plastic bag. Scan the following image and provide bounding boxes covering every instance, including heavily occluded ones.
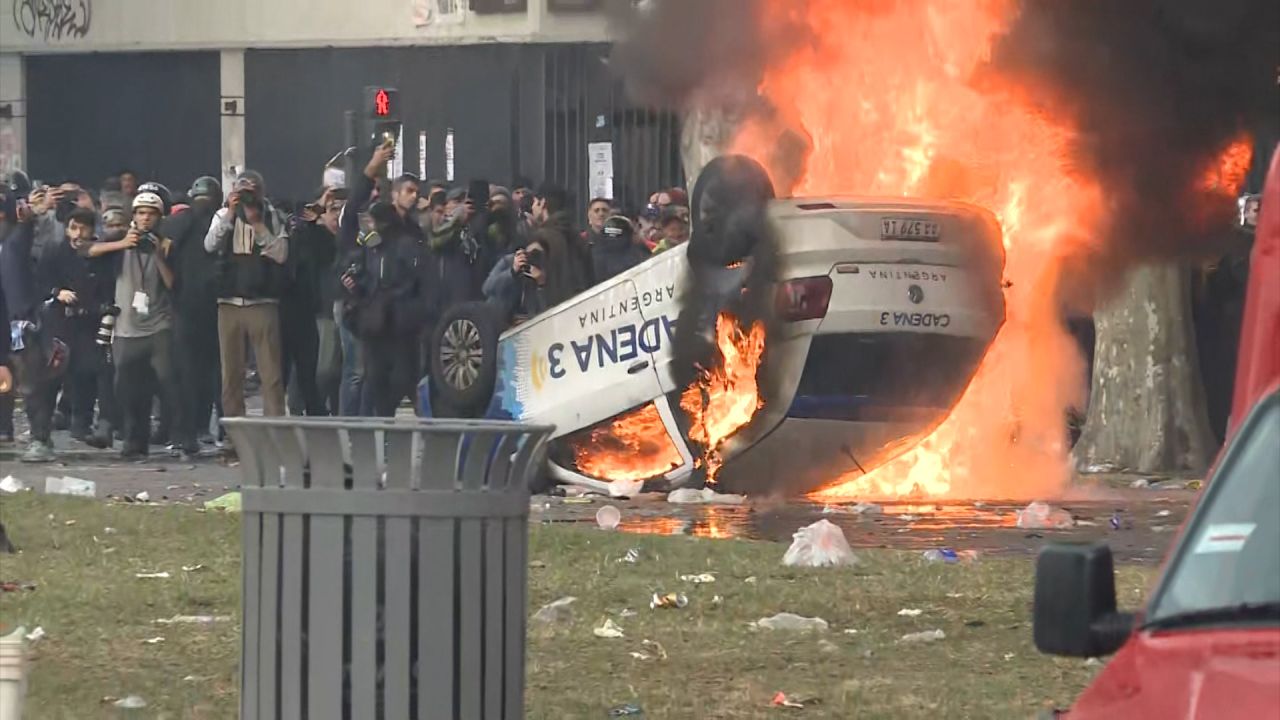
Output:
[782,519,858,567]
[1016,501,1074,529]
[667,487,746,505]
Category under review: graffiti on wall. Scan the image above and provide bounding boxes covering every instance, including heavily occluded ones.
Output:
[12,0,92,41]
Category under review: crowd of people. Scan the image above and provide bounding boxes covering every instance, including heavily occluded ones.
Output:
[0,144,694,463]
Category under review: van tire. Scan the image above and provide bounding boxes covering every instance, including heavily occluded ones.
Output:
[688,154,776,267]
[430,302,501,418]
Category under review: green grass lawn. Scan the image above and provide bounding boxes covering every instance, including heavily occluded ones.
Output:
[0,494,1158,719]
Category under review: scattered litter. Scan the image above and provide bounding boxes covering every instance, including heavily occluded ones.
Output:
[593,619,625,639]
[62,520,76,526]
[608,704,645,717]
[608,478,645,498]
[842,629,860,635]
[0,476,27,493]
[44,475,96,498]
[530,560,546,569]
[1015,501,1074,529]
[1003,652,1016,660]
[1082,462,1118,474]
[818,639,839,653]
[618,609,638,618]
[1155,509,1172,517]
[0,582,37,593]
[181,564,205,573]
[562,497,594,505]
[1152,525,1172,533]
[849,502,883,515]
[141,637,165,645]
[754,613,829,633]
[680,573,716,584]
[945,593,964,599]
[1129,478,1150,489]
[1186,480,1203,491]
[153,615,231,625]
[711,595,724,607]
[532,596,576,624]
[896,514,920,522]
[181,676,203,683]
[771,692,820,709]
[900,629,946,643]
[782,519,858,568]
[666,487,746,505]
[618,548,641,564]
[650,593,688,610]
[134,490,150,503]
[1084,657,1102,667]
[921,548,958,563]
[642,639,668,660]
[135,571,170,579]
[103,527,117,535]
[203,492,242,512]
[596,505,621,531]
[745,576,758,584]
[973,501,990,509]
[629,651,652,661]
[1076,520,1098,527]
[113,696,147,709]
[897,608,923,617]
[562,486,593,497]
[24,626,45,643]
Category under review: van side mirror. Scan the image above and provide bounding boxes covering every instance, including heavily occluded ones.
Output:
[1033,542,1134,657]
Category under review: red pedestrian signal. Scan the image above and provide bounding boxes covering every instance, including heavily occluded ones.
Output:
[375,89,390,117]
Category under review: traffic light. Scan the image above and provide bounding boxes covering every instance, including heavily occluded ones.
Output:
[363,86,401,153]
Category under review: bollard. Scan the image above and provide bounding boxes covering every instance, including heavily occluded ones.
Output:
[223,417,553,720]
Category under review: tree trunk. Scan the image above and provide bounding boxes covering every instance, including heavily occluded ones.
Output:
[1073,263,1218,474]
[680,106,744,190]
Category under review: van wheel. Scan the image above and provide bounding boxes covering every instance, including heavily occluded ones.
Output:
[431,302,500,418]
[688,154,776,267]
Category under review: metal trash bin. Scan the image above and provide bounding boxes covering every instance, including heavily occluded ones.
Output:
[223,417,553,720]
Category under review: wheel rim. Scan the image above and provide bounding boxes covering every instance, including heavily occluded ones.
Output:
[440,318,483,391]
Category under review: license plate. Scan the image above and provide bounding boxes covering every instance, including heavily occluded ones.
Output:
[880,217,941,241]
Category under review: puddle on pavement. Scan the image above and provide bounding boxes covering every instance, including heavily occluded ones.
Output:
[538,497,1187,564]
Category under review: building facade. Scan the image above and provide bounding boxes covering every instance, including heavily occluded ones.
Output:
[0,0,683,211]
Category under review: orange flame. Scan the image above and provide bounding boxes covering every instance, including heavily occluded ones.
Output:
[729,0,1108,501]
[573,313,766,487]
[572,402,682,483]
[680,313,767,482]
[1200,135,1254,196]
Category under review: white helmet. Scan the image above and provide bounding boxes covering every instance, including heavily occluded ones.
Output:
[132,191,164,213]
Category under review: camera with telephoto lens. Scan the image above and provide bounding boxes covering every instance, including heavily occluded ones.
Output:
[96,305,121,346]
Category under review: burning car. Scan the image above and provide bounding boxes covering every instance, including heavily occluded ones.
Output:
[422,157,1005,494]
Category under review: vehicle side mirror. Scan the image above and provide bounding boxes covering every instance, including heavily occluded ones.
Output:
[1033,542,1134,657]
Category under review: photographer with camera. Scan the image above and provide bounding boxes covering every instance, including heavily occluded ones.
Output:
[482,228,575,327]
[26,206,122,458]
[91,192,178,459]
[203,169,289,422]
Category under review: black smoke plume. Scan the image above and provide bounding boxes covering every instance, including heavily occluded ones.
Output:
[986,0,1280,304]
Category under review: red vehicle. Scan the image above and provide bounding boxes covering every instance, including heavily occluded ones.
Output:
[1032,144,1280,719]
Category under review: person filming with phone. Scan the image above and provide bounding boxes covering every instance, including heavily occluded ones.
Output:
[482,228,574,327]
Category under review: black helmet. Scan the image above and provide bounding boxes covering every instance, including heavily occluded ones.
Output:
[188,176,223,205]
[602,215,635,242]
[136,181,173,214]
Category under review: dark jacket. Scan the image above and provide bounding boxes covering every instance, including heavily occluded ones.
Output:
[542,210,591,292]
[428,211,485,315]
[205,204,289,301]
[286,220,339,320]
[35,237,117,338]
[591,230,650,283]
[483,253,548,322]
[342,227,427,338]
[165,204,220,314]
[0,221,37,321]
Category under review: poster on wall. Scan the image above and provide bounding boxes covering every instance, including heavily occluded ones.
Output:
[588,141,614,201]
